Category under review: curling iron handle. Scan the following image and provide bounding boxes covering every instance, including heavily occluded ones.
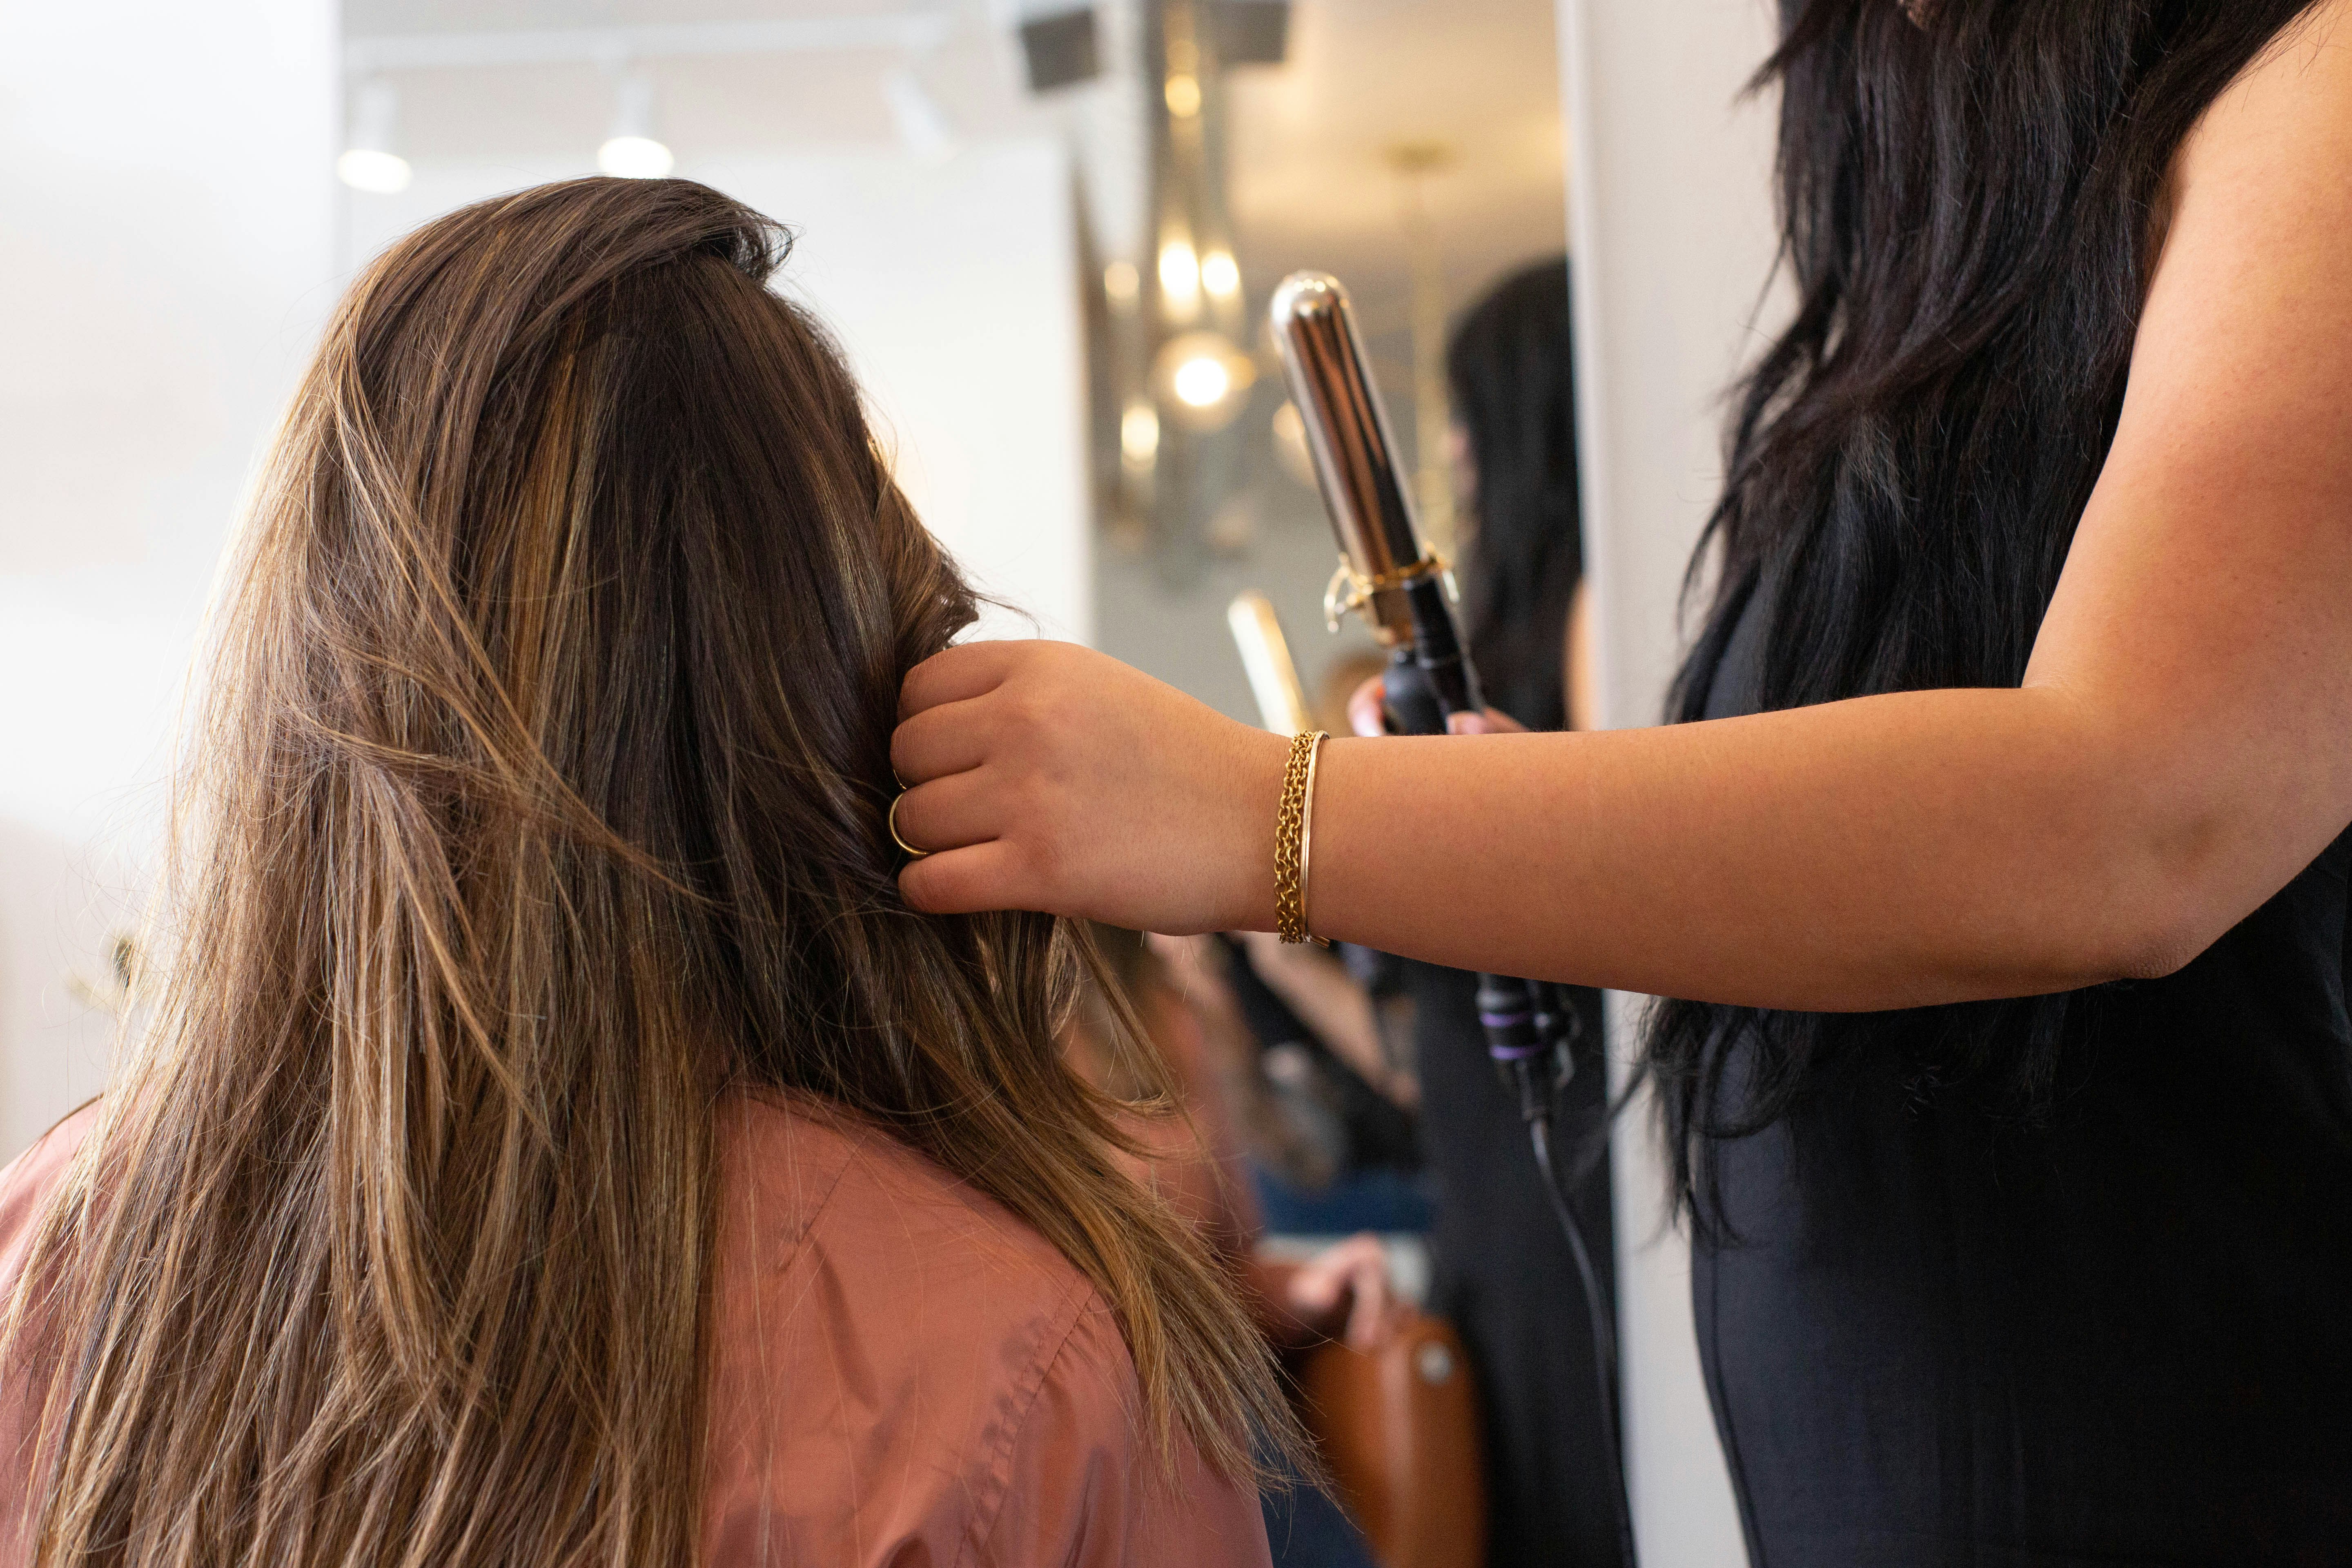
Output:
[1380,578,1485,736]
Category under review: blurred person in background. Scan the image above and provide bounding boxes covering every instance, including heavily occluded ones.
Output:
[1068,925,1401,1568]
[1191,648,1432,1237]
[1368,257,1622,1568]
[0,179,1287,1568]
[1215,919,1431,1235]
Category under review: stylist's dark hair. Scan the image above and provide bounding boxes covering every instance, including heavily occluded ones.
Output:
[1448,256,1581,732]
[3,178,1292,1568]
[1648,0,2325,1230]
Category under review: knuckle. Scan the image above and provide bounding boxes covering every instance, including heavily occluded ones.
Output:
[1018,829,1065,890]
[1006,688,1052,736]
[1011,773,1059,836]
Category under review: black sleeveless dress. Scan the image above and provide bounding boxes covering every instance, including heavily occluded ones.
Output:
[1695,586,2352,1566]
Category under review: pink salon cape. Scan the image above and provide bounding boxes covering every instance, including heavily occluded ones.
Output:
[0,1097,1273,1567]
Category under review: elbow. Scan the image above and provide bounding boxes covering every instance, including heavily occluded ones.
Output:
[2107,918,2218,984]
[2080,831,2243,986]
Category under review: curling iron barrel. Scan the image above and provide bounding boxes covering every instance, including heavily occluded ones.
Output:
[1270,272,1485,732]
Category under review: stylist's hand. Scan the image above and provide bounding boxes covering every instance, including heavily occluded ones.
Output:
[892,641,1290,931]
[1345,675,1528,738]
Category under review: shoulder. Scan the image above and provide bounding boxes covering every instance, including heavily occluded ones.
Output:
[2174,0,2352,201]
[707,1094,1269,1567]
[0,1105,103,1548]
[2126,0,2352,432]
[703,1094,1270,1567]
[0,1105,101,1280]
[715,1091,1091,1305]
[979,1301,1273,1568]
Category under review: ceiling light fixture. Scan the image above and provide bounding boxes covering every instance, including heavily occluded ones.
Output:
[1200,248,1240,299]
[1172,354,1230,408]
[1153,331,1256,430]
[882,65,956,163]
[598,72,674,178]
[1121,400,1161,469]
[337,79,413,194]
[1158,238,1200,308]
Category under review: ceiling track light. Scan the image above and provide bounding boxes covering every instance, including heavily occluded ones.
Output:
[882,65,956,163]
[338,78,413,194]
[599,71,675,179]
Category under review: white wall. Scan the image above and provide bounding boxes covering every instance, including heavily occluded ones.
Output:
[0,62,1085,1165]
[341,143,1092,645]
[0,0,339,1159]
[1558,0,1788,1562]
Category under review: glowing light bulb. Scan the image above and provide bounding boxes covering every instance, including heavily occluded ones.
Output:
[1173,355,1232,409]
[1122,401,1161,467]
[1104,260,1140,305]
[337,148,412,194]
[1200,249,1239,299]
[1154,332,1253,429]
[1164,72,1201,117]
[1159,240,1200,301]
[598,135,675,178]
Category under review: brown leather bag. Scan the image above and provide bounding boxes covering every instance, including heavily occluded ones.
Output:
[1298,1309,1487,1568]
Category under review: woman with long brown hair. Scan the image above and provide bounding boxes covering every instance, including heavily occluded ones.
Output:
[0,177,1285,1567]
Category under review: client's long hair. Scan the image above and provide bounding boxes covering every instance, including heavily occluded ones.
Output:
[5,177,1289,1567]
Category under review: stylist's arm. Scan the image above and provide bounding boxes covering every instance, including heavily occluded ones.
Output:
[890,38,2352,1014]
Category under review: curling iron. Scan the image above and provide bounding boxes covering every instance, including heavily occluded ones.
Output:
[1269,271,1637,1568]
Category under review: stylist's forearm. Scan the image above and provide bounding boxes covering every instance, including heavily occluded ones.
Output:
[1303,688,2195,1011]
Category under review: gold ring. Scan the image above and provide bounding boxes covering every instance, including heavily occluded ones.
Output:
[888,791,931,859]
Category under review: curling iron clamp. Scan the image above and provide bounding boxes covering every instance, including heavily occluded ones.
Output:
[1269,270,1637,1568]
[1268,271,1481,736]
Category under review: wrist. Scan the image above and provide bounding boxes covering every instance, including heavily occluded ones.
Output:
[1222,724,1293,933]
[1296,733,1359,945]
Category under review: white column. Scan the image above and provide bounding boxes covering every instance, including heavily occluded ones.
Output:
[1557,1,1786,1562]
[0,0,341,1156]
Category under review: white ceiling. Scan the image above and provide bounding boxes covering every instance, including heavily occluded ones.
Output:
[344,0,1568,329]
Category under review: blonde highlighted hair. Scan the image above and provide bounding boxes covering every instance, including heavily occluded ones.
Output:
[7,177,1290,1567]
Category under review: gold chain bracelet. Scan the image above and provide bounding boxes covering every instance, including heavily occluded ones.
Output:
[1274,729,1330,945]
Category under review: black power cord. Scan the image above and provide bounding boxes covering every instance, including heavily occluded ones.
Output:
[1378,659,1637,1564]
[1501,991,1637,1568]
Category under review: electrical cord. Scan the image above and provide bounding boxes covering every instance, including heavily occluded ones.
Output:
[1511,1046,1637,1568]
